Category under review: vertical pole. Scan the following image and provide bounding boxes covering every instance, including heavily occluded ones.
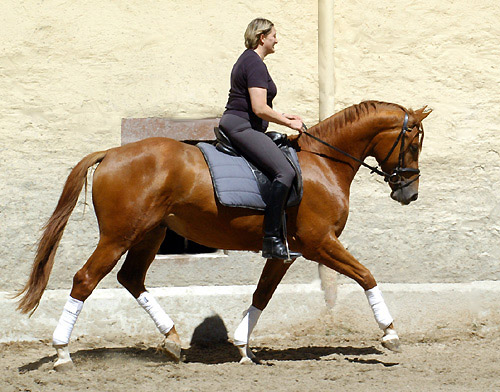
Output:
[318,0,335,122]
[318,0,337,309]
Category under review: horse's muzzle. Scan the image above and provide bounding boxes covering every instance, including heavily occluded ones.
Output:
[390,185,418,205]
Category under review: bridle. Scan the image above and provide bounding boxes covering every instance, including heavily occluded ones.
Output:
[300,112,422,190]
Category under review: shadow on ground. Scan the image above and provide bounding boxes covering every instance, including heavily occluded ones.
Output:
[18,343,398,373]
[18,346,171,373]
[183,343,396,366]
[18,314,399,373]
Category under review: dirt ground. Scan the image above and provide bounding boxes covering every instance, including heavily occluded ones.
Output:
[2,319,498,392]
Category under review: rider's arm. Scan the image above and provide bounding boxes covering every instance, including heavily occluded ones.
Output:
[249,87,303,131]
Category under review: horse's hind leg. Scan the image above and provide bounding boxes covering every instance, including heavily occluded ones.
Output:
[52,237,128,370]
[117,226,181,362]
[234,259,293,364]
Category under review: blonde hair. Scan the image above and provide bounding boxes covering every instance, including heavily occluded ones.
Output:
[244,18,274,49]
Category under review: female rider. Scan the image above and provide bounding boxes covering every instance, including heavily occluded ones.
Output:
[219,18,303,260]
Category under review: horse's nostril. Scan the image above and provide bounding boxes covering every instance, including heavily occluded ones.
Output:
[411,193,418,202]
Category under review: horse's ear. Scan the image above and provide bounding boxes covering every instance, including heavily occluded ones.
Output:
[415,106,432,121]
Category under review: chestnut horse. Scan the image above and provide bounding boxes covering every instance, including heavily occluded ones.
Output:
[17,101,430,368]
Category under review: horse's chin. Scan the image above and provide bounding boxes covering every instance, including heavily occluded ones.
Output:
[390,189,418,205]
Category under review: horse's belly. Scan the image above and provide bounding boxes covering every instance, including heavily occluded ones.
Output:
[163,207,263,252]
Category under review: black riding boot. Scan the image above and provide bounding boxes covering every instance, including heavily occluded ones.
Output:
[262,180,302,260]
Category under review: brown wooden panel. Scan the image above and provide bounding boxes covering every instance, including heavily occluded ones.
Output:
[121,117,220,145]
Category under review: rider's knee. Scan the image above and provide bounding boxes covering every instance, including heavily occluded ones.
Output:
[276,167,295,188]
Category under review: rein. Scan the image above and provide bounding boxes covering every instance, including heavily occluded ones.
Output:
[300,113,420,189]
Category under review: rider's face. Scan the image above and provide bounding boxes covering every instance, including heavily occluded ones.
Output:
[261,27,278,55]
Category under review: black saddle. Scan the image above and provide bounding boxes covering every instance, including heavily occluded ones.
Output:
[214,127,288,156]
[213,127,303,208]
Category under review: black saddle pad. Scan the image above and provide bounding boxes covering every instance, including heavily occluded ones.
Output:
[198,142,302,211]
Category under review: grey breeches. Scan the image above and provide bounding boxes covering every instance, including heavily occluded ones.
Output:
[219,113,295,188]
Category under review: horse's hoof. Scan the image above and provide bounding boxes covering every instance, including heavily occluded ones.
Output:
[54,357,74,371]
[239,357,256,365]
[246,348,256,360]
[382,330,402,353]
[159,339,182,363]
[53,345,74,371]
[236,344,259,364]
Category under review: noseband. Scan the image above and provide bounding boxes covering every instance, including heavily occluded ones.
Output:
[378,113,421,189]
[301,113,421,190]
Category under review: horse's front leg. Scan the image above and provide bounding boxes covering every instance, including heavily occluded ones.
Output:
[234,259,293,364]
[310,235,401,352]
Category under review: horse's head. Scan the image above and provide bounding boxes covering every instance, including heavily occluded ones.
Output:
[373,107,431,205]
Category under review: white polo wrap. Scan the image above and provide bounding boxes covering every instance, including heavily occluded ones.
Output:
[52,296,84,346]
[233,305,262,346]
[365,286,393,330]
[136,291,174,335]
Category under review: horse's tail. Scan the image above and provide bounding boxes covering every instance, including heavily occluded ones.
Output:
[15,150,108,316]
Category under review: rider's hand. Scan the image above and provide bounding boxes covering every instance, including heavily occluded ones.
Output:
[288,119,304,132]
[283,113,303,122]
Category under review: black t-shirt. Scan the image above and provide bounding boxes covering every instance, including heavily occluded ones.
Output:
[224,49,277,132]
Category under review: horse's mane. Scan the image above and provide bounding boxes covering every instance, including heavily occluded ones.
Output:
[305,101,409,143]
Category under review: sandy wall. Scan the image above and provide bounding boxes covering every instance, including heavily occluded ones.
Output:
[0,0,498,293]
[334,0,500,284]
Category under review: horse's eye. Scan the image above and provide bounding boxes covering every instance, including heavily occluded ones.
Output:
[409,144,419,153]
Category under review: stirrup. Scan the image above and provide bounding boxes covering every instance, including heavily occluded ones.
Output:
[262,237,301,260]
[280,211,300,260]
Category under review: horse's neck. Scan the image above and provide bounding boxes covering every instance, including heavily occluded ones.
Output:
[301,117,374,171]
[298,108,398,185]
